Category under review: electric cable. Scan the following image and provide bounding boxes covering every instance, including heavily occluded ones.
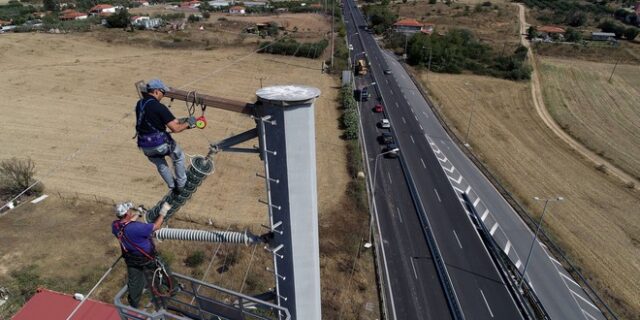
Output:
[239,243,259,294]
[65,256,122,320]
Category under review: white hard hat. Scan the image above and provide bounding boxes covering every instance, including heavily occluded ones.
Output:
[115,202,134,218]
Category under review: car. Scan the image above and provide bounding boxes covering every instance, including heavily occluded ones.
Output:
[348,44,354,51]
[374,104,383,113]
[383,143,399,158]
[378,132,393,145]
[383,69,392,75]
[354,87,370,101]
[379,119,390,129]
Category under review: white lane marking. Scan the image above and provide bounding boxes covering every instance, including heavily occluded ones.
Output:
[401,74,406,79]
[397,207,403,224]
[420,158,426,168]
[452,230,463,249]
[465,186,471,194]
[395,102,399,108]
[425,133,430,142]
[402,117,406,124]
[448,174,463,184]
[434,189,441,202]
[583,309,599,320]
[560,271,580,287]
[504,241,512,255]
[481,209,489,221]
[410,258,418,279]
[387,172,392,184]
[442,164,455,173]
[490,223,499,235]
[422,111,429,118]
[385,79,389,84]
[390,89,394,95]
[414,114,418,121]
[452,186,465,194]
[473,197,481,207]
[411,91,415,95]
[549,256,562,265]
[569,288,599,310]
[419,124,423,130]
[515,260,522,269]
[436,153,448,162]
[410,135,415,144]
[479,289,494,318]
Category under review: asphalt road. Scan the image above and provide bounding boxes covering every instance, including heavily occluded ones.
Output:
[343,2,607,320]
[344,1,525,319]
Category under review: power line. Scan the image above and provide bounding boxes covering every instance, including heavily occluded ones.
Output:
[239,243,259,293]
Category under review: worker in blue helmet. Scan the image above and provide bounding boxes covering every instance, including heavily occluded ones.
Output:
[135,79,196,196]
[112,201,175,308]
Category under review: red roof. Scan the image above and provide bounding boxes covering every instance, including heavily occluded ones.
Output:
[394,18,423,27]
[60,11,88,20]
[537,25,565,33]
[89,4,114,11]
[13,288,120,320]
[230,5,245,10]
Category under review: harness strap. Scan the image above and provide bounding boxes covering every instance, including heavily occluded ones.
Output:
[135,98,162,135]
[115,221,155,261]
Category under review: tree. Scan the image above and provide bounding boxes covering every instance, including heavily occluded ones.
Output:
[565,11,586,27]
[106,8,130,28]
[623,27,639,40]
[527,26,538,39]
[0,158,43,197]
[565,27,582,42]
[43,0,59,12]
[599,20,625,38]
[429,0,436,3]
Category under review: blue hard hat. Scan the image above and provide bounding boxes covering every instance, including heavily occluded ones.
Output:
[146,79,169,92]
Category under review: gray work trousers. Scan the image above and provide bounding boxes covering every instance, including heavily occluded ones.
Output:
[141,142,186,189]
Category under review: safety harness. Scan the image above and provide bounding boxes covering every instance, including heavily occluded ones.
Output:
[134,98,172,150]
[114,220,174,298]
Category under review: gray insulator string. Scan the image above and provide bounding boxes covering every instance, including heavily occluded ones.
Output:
[155,228,262,245]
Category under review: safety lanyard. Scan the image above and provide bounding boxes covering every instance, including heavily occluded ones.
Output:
[115,221,155,261]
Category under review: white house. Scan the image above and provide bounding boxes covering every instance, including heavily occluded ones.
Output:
[229,5,246,14]
[89,4,117,16]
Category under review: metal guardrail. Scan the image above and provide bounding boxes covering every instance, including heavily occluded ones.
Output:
[402,64,620,320]
[114,272,290,320]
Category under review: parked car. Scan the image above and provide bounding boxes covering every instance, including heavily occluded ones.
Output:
[378,132,393,144]
[383,143,399,158]
[348,44,354,51]
[383,69,392,75]
[354,87,370,101]
[379,119,390,129]
[374,104,383,113]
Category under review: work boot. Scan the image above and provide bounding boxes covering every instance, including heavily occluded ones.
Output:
[171,187,183,197]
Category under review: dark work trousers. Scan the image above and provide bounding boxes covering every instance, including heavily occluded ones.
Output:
[123,253,174,309]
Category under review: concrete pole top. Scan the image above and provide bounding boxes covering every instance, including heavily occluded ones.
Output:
[256,85,321,106]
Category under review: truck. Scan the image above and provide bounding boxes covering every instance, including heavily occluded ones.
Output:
[355,59,368,75]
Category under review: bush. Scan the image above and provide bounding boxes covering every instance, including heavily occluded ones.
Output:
[106,8,130,28]
[185,250,205,268]
[623,27,639,40]
[258,39,328,59]
[565,27,582,42]
[599,20,625,38]
[0,157,42,197]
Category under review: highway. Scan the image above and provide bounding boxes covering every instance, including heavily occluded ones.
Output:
[343,1,607,320]
[343,1,525,319]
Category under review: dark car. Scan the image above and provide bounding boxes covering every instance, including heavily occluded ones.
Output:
[379,132,393,145]
[354,87,370,102]
[383,69,392,75]
[374,104,383,113]
[383,143,399,158]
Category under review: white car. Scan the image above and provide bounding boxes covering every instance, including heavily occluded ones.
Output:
[348,44,354,51]
[379,119,390,129]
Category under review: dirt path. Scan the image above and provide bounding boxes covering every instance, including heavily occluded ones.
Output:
[516,3,639,188]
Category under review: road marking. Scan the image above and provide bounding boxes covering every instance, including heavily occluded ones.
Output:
[395,102,399,108]
[448,174,462,184]
[515,260,522,269]
[437,154,448,163]
[481,209,489,221]
[390,89,394,95]
[559,271,580,287]
[422,111,429,119]
[569,288,599,310]
[473,197,480,207]
[419,124,423,130]
[411,91,415,95]
[549,256,562,266]
[452,230,463,249]
[452,186,465,194]
[414,114,418,121]
[402,117,406,124]
[490,223,499,235]
[410,135,415,144]
[583,309,599,320]
[479,290,494,318]
[385,79,389,84]
[443,164,454,173]
[420,158,426,168]
[397,207,403,223]
[434,189,441,202]
[504,241,512,255]
[410,257,418,279]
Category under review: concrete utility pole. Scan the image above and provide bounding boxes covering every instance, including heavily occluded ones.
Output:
[256,85,322,320]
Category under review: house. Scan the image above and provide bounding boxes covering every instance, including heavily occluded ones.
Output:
[60,9,88,20]
[0,19,11,27]
[591,32,617,41]
[89,4,116,16]
[179,0,201,8]
[12,288,119,320]
[309,3,322,10]
[537,25,565,37]
[243,1,268,7]
[393,18,434,34]
[131,15,150,25]
[229,5,246,14]
[208,0,230,8]
[134,0,150,6]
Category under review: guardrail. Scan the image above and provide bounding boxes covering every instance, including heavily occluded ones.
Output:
[114,272,290,320]
[402,63,620,320]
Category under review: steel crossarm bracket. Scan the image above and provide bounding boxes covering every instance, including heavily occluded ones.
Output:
[209,128,259,154]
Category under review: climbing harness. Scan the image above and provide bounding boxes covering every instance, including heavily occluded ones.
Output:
[135,98,171,149]
[186,91,208,129]
[114,220,175,299]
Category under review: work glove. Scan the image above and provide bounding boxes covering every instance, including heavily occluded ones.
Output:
[187,116,197,129]
[159,202,171,217]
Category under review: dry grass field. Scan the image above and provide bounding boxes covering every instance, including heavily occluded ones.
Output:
[418,72,640,318]
[539,57,640,182]
[0,32,379,319]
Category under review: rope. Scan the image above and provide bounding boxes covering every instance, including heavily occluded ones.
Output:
[65,256,122,320]
[239,243,258,293]
[0,112,132,212]
[189,224,232,305]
